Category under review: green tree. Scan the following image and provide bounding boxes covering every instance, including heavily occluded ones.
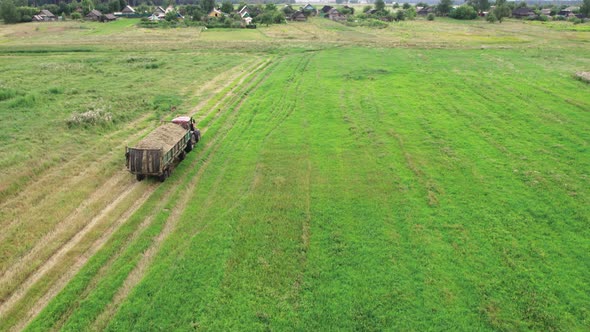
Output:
[394,9,405,21]
[265,3,277,12]
[108,0,121,13]
[81,0,93,16]
[405,6,416,19]
[581,0,590,17]
[0,0,20,23]
[402,3,411,9]
[436,0,452,16]
[449,4,477,19]
[493,0,511,22]
[258,11,273,25]
[220,1,233,14]
[202,0,215,13]
[165,10,178,21]
[282,5,294,15]
[375,0,385,12]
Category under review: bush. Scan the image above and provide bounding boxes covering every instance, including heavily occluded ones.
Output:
[427,13,435,20]
[568,17,582,24]
[449,5,477,20]
[71,12,82,20]
[67,108,113,127]
[486,13,497,23]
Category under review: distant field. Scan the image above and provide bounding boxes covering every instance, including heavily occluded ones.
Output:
[0,17,589,331]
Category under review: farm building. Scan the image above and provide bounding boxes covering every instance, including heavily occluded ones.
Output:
[86,9,103,21]
[512,7,535,18]
[321,5,333,15]
[328,8,346,21]
[290,11,307,21]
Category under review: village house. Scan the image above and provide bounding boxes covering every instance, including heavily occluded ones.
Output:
[86,9,103,21]
[208,8,223,18]
[301,4,317,16]
[102,13,117,22]
[328,8,346,21]
[417,6,434,16]
[512,7,535,18]
[290,11,307,21]
[121,5,135,15]
[238,5,250,17]
[32,9,57,21]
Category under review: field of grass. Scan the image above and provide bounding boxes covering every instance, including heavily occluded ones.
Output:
[0,17,589,331]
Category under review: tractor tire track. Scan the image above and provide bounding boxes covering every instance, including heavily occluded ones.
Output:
[87,58,278,331]
[0,60,273,332]
[0,172,131,301]
[0,181,155,320]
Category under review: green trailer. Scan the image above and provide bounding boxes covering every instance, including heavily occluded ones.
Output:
[125,119,200,182]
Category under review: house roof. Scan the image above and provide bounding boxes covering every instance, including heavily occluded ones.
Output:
[208,8,223,16]
[239,5,249,15]
[39,9,56,17]
[155,6,166,14]
[512,7,534,15]
[104,13,117,20]
[87,9,102,17]
[122,5,135,13]
[303,4,316,11]
[321,5,333,13]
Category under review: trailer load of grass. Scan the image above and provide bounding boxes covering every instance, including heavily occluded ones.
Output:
[126,119,200,182]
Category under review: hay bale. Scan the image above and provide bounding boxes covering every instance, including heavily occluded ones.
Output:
[136,123,187,151]
[575,72,590,83]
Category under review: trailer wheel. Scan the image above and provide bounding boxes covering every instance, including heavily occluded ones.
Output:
[185,140,193,153]
[159,170,168,182]
[136,174,145,181]
[179,151,186,161]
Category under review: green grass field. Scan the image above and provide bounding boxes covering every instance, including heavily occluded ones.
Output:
[0,17,589,331]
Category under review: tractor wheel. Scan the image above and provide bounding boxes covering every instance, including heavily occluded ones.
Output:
[185,140,193,153]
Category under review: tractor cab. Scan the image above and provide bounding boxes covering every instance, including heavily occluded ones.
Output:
[172,116,201,143]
